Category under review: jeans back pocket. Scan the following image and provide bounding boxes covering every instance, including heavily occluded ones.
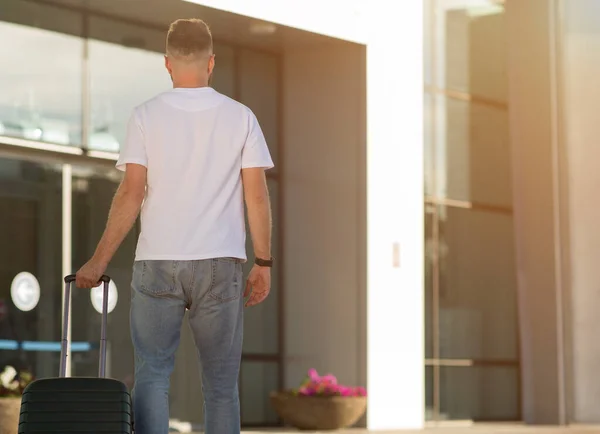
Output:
[136,260,180,296]
[208,258,242,303]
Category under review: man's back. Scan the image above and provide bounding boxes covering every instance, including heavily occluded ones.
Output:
[116,87,273,261]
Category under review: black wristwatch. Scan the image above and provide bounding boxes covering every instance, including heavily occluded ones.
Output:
[255,256,274,267]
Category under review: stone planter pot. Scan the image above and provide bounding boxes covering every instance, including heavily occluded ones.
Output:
[270,391,366,431]
[0,397,21,434]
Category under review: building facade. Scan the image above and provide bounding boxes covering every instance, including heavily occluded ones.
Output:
[2,0,600,430]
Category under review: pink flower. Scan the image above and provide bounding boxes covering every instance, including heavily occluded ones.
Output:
[355,387,367,397]
[322,374,338,385]
[293,369,368,398]
[308,369,320,382]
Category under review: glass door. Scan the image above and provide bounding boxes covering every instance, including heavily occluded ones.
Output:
[0,157,63,380]
[424,0,521,423]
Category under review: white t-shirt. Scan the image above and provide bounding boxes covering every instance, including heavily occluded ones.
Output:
[116,87,274,261]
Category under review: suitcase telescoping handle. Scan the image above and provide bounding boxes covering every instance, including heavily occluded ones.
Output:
[60,274,111,379]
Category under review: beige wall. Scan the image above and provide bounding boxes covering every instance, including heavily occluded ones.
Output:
[281,41,367,393]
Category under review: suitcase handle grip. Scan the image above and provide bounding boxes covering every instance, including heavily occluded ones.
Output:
[59,275,111,379]
[64,274,110,284]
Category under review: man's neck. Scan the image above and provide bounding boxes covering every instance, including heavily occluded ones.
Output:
[172,78,209,89]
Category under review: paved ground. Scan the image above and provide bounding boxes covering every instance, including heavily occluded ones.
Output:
[233,426,600,434]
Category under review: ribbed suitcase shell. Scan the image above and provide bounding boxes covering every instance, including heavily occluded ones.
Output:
[19,377,132,433]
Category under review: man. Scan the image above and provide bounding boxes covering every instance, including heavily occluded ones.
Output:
[75,18,273,434]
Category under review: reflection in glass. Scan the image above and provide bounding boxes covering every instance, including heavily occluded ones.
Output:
[424,0,433,86]
[240,362,279,424]
[0,157,62,379]
[438,206,517,360]
[71,166,135,382]
[243,180,279,354]
[424,92,434,197]
[439,366,519,421]
[434,95,510,207]
[434,0,506,101]
[424,204,434,359]
[426,0,517,425]
[0,1,83,146]
[425,366,435,421]
[88,17,170,152]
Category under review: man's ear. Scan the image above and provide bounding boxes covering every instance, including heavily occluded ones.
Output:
[208,54,215,76]
[164,55,171,74]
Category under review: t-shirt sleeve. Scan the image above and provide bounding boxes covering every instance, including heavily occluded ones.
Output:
[115,109,148,172]
[241,111,274,170]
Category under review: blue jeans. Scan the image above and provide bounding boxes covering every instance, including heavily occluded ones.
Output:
[130,259,244,434]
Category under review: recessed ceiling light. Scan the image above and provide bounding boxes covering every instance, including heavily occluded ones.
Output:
[249,21,277,35]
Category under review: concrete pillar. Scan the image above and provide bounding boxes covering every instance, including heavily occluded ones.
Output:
[505,0,565,425]
[508,0,600,424]
[561,0,600,422]
[364,3,424,430]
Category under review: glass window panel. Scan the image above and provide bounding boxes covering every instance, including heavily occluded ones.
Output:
[425,365,435,421]
[0,157,62,379]
[434,0,507,102]
[243,180,279,354]
[88,16,164,51]
[70,166,136,383]
[211,43,236,98]
[434,95,511,207]
[424,92,435,197]
[424,0,434,86]
[438,206,518,360]
[0,0,83,146]
[440,366,519,421]
[240,361,279,425]
[238,49,279,170]
[425,203,434,359]
[88,17,170,152]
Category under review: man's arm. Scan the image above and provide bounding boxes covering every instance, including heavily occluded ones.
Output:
[242,167,272,307]
[76,164,146,288]
[93,164,147,264]
[242,167,272,259]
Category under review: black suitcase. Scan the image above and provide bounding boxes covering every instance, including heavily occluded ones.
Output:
[18,275,133,434]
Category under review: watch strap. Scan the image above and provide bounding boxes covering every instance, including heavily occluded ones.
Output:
[255,256,274,267]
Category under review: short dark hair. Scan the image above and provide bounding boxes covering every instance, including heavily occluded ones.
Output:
[166,18,213,59]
